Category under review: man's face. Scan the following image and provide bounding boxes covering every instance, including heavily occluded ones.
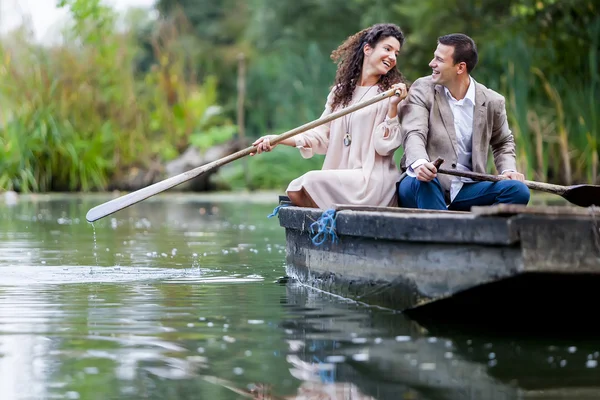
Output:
[428,43,458,86]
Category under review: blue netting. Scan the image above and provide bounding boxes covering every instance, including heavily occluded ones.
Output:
[267,203,290,218]
[309,208,338,246]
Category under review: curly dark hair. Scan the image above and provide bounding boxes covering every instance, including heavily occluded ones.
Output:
[330,23,408,110]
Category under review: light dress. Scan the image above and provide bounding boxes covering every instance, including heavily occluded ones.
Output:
[287,85,403,209]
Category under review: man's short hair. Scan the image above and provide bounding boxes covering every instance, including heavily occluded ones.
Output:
[438,33,478,73]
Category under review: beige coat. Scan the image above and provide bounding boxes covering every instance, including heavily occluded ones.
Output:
[399,75,517,200]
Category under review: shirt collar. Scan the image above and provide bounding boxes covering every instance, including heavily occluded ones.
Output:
[444,76,475,105]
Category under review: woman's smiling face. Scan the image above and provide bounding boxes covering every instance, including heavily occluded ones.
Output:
[364,36,400,76]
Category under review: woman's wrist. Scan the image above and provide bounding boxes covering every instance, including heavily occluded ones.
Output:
[387,107,398,119]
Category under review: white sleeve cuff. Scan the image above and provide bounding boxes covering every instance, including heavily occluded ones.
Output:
[406,158,428,177]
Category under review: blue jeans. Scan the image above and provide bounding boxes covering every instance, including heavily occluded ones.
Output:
[398,177,530,211]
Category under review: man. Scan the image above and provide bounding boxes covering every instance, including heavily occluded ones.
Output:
[397,33,530,211]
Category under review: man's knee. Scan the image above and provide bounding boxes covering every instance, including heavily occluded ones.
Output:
[398,177,445,206]
[398,176,415,200]
[399,176,434,196]
[513,181,531,204]
[500,180,530,205]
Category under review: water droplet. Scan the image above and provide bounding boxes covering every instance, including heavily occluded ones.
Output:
[352,353,369,361]
[223,336,236,343]
[560,359,567,367]
[419,363,436,371]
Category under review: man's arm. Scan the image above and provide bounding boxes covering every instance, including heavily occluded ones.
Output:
[398,79,440,181]
[399,79,431,167]
[489,97,518,174]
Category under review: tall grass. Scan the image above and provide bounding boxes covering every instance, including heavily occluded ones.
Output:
[483,26,598,185]
[0,1,232,193]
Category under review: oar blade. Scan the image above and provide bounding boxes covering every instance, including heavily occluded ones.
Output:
[563,185,600,207]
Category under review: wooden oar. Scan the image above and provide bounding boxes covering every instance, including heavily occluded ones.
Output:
[86,87,402,222]
[436,167,600,208]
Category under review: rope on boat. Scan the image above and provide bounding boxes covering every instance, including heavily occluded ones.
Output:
[312,355,336,383]
[309,209,338,246]
[267,203,290,218]
[268,204,338,246]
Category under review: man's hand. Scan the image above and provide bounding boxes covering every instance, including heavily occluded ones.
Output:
[502,171,525,182]
[414,162,438,182]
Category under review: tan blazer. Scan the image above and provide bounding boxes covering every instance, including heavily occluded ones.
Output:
[399,75,517,201]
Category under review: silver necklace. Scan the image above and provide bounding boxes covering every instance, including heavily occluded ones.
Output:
[343,84,376,146]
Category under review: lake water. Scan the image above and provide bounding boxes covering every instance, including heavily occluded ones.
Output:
[0,193,599,400]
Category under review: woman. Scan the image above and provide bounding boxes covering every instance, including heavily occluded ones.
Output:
[252,23,408,209]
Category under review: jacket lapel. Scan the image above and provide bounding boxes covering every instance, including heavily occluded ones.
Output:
[471,80,487,169]
[434,85,458,156]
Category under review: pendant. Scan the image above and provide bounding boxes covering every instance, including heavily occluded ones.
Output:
[343,133,352,146]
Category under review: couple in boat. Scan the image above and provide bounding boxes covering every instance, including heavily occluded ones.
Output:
[251,24,530,212]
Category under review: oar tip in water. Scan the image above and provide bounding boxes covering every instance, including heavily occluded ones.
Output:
[86,208,103,223]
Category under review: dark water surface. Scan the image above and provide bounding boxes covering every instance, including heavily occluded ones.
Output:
[0,193,599,400]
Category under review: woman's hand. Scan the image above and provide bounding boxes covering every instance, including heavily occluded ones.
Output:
[390,83,408,107]
[251,134,279,155]
[387,83,407,119]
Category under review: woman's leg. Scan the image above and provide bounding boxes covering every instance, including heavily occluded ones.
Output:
[288,189,319,208]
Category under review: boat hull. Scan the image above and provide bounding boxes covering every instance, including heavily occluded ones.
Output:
[278,204,600,314]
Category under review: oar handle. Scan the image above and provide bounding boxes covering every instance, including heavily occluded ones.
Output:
[437,167,567,195]
[269,87,400,147]
[86,88,401,222]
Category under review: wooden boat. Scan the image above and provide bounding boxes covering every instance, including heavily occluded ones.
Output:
[276,201,600,329]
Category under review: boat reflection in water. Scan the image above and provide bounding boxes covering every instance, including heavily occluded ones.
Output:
[246,283,600,400]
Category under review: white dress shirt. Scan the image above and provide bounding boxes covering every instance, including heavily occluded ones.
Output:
[407,77,476,202]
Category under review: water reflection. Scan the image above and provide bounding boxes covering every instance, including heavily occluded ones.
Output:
[276,284,600,400]
[0,194,598,400]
